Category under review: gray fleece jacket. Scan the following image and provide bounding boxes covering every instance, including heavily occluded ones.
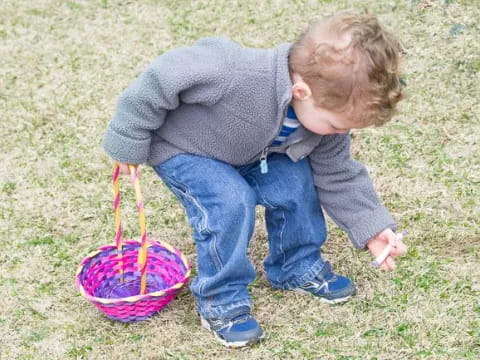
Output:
[103,37,396,249]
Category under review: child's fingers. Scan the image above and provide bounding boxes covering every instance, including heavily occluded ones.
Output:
[379,256,396,271]
[397,240,408,255]
[387,232,398,246]
[390,240,408,257]
[385,231,408,258]
[386,256,396,270]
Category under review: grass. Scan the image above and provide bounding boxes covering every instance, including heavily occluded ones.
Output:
[0,0,479,359]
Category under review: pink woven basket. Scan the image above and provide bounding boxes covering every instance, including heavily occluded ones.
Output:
[76,163,191,322]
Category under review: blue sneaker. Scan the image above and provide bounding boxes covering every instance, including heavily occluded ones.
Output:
[293,262,356,304]
[200,307,264,348]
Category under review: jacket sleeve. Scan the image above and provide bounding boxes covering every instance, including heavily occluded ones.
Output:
[103,38,231,164]
[308,133,397,249]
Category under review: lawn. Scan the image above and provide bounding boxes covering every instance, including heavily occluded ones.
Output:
[0,0,479,359]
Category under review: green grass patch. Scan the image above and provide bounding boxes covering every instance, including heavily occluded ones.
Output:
[0,0,479,359]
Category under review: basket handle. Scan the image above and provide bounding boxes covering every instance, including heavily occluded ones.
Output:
[112,162,149,295]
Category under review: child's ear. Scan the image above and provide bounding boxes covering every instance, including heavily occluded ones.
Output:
[292,81,312,101]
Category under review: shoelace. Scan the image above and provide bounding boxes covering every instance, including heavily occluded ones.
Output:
[302,273,339,293]
[302,279,328,292]
[211,313,250,332]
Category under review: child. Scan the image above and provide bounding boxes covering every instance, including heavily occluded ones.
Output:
[103,12,408,348]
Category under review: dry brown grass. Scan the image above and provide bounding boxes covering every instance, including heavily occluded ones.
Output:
[1,0,479,359]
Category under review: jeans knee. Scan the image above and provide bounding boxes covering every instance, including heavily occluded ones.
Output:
[219,183,256,218]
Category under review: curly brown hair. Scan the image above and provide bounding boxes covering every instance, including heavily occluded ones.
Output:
[289,12,404,127]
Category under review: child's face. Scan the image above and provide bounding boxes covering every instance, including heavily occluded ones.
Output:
[290,73,367,135]
[292,94,364,135]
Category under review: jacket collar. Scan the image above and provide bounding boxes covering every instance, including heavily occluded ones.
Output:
[275,43,294,115]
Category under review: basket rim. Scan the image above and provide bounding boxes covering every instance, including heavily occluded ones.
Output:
[75,239,191,305]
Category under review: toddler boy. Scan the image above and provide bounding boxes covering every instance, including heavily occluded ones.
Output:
[104,12,408,347]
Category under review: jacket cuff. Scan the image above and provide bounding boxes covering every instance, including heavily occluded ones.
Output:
[103,126,150,164]
[347,206,397,249]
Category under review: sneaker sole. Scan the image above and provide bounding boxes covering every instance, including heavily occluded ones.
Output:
[200,317,264,348]
[293,288,354,304]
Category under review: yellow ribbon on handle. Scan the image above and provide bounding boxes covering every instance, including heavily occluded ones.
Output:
[112,163,124,279]
[128,164,148,295]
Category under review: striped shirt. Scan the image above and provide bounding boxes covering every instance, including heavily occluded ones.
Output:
[270,105,300,147]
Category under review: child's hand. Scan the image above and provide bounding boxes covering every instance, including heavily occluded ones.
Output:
[367,228,408,271]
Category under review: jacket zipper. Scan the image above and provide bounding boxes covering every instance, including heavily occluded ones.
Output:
[260,147,270,174]
[256,104,291,174]
[260,129,309,172]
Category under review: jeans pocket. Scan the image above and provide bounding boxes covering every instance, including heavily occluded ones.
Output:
[162,177,211,236]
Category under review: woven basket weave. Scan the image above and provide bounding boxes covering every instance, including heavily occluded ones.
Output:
[76,164,191,322]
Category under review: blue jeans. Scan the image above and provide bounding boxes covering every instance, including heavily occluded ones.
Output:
[153,153,327,319]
